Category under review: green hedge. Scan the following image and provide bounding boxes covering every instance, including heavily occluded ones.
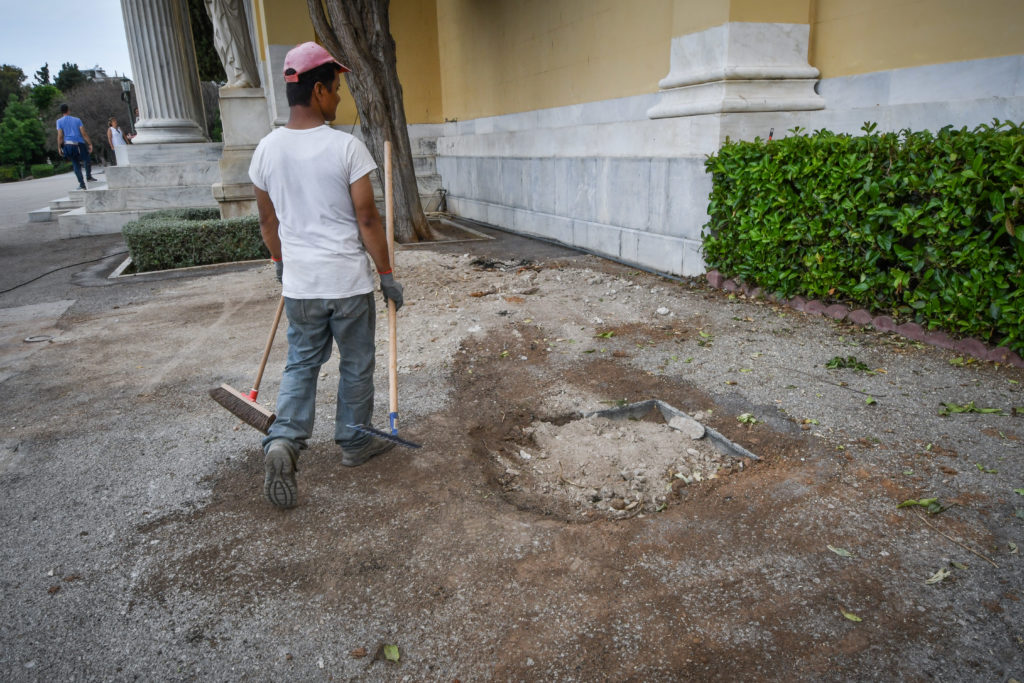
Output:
[30,163,56,178]
[0,165,20,182]
[122,208,268,273]
[703,120,1024,353]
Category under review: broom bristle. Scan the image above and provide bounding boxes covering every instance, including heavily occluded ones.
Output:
[209,384,276,434]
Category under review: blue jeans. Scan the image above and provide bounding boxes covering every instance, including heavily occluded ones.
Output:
[78,143,92,178]
[63,143,85,187]
[262,293,377,454]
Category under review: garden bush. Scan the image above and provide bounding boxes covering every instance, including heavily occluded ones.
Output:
[703,120,1024,353]
[0,165,19,182]
[30,163,55,178]
[122,208,268,273]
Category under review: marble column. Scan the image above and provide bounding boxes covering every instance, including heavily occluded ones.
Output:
[120,0,209,143]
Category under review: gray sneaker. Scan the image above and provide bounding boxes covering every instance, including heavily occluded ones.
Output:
[264,441,298,508]
[340,435,395,467]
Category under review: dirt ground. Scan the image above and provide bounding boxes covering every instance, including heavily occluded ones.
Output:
[1,222,1022,681]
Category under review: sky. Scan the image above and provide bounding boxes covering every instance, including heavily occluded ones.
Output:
[0,0,133,83]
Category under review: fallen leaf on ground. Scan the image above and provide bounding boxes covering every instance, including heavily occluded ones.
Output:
[383,644,400,662]
[938,401,1003,416]
[828,545,853,557]
[840,608,862,622]
[350,648,367,658]
[926,567,951,585]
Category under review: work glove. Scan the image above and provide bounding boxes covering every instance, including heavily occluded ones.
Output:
[273,259,283,283]
[379,272,404,311]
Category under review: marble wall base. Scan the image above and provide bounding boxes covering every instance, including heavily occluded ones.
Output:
[434,55,1024,277]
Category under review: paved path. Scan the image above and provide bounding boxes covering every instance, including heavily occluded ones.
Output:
[0,170,105,228]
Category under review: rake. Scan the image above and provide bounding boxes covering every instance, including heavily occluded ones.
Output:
[349,140,421,449]
[208,296,284,433]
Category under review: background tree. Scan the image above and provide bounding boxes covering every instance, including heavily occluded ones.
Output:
[30,84,61,113]
[188,0,227,82]
[307,0,430,242]
[34,63,50,86]
[0,95,47,172]
[0,65,27,119]
[61,80,130,165]
[54,62,87,93]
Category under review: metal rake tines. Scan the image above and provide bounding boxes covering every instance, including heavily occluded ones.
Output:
[348,423,422,449]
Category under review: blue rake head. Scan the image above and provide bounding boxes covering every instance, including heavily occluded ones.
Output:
[348,413,422,449]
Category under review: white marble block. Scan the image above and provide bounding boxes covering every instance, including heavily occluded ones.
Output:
[648,22,824,119]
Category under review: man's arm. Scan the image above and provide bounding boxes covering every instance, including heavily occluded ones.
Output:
[56,127,64,155]
[350,174,391,274]
[254,186,281,260]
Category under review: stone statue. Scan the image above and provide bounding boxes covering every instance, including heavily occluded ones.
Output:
[204,0,260,88]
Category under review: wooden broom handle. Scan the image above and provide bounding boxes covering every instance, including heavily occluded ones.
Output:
[385,141,398,417]
[252,295,285,394]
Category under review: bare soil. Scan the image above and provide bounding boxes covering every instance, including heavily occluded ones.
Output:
[1,224,1022,681]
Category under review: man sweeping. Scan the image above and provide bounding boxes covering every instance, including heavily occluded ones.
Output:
[249,41,405,509]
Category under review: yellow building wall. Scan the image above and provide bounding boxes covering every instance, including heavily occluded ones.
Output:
[252,0,1022,124]
[810,0,1024,78]
[253,0,442,125]
[436,0,821,121]
[436,0,675,120]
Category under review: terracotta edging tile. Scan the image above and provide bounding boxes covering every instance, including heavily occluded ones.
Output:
[703,272,1023,367]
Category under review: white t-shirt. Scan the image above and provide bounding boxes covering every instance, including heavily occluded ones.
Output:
[249,125,378,299]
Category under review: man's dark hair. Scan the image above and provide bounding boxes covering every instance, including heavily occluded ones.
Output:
[285,62,341,107]
[59,103,69,114]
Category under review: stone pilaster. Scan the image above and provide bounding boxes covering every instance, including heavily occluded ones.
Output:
[212,87,271,217]
[647,23,824,119]
[120,0,209,143]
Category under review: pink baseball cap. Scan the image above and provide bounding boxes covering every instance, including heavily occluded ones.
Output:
[283,42,349,82]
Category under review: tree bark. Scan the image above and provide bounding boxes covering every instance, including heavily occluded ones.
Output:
[307,0,430,243]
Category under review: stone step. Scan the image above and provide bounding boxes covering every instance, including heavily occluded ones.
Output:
[51,195,84,211]
[409,136,436,156]
[117,142,224,165]
[28,207,56,223]
[57,207,146,238]
[369,172,442,198]
[83,185,218,212]
[413,154,436,175]
[105,161,221,189]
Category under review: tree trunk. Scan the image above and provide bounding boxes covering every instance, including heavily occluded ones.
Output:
[307,0,430,243]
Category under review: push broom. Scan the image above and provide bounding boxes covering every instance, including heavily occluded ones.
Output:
[208,295,284,433]
[350,140,421,449]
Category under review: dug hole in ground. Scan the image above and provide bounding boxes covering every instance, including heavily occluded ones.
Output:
[0,226,1022,681]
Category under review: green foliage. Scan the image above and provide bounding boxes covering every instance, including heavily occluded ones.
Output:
[30,84,61,112]
[0,94,46,168]
[188,0,227,83]
[29,163,56,178]
[0,64,27,119]
[34,63,50,86]
[54,62,87,93]
[0,165,20,182]
[704,120,1024,353]
[122,209,268,273]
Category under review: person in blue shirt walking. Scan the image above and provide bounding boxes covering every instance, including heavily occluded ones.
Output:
[56,104,97,189]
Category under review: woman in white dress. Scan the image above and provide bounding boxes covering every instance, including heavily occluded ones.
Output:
[107,116,129,164]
